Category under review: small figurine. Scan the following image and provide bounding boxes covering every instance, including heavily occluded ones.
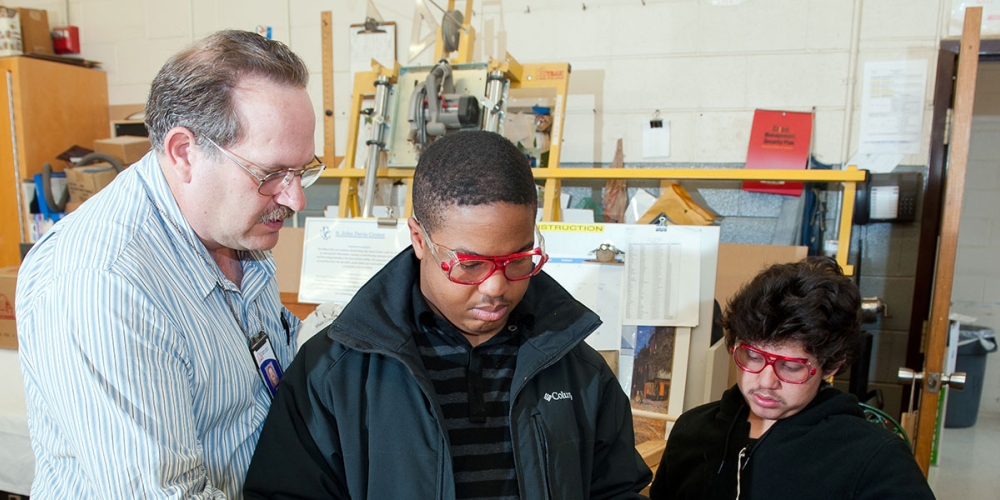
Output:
[591,240,625,263]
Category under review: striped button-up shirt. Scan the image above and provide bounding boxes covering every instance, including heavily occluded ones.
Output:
[16,152,299,499]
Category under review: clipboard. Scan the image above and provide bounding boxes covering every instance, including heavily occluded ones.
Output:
[350,21,397,81]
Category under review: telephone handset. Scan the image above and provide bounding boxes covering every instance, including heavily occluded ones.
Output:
[853,171,921,225]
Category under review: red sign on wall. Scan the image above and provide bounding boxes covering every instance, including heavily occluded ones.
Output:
[742,109,813,196]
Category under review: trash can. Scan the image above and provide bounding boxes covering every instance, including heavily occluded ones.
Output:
[945,325,998,428]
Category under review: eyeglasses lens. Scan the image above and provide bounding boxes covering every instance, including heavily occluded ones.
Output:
[734,346,811,383]
[299,164,324,187]
[448,253,544,284]
[257,162,325,196]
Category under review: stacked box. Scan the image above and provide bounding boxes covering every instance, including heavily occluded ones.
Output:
[66,162,118,203]
[0,7,23,57]
[0,266,17,350]
[94,136,151,166]
[17,8,51,55]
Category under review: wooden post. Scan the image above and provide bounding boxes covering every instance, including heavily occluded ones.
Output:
[913,5,981,475]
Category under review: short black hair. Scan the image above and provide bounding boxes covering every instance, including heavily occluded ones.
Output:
[412,131,537,232]
[721,256,862,374]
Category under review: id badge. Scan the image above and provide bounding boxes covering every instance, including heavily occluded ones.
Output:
[249,331,283,399]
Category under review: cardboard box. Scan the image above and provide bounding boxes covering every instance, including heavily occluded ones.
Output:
[66,162,118,203]
[707,243,810,401]
[64,200,82,213]
[17,8,52,55]
[94,136,151,165]
[274,227,304,294]
[715,243,809,309]
[0,266,18,350]
[0,7,22,57]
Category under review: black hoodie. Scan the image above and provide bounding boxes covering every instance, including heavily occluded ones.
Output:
[649,384,935,500]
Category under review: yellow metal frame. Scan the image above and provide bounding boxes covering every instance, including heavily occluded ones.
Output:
[327,31,572,223]
[317,7,863,275]
[322,165,866,275]
[335,61,400,218]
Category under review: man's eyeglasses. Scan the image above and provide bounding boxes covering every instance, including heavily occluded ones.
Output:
[732,342,818,384]
[202,136,325,196]
[418,219,549,285]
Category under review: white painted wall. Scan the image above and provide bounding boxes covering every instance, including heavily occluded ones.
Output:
[15,0,953,166]
[952,62,1000,415]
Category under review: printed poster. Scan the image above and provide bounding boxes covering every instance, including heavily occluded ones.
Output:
[742,109,813,196]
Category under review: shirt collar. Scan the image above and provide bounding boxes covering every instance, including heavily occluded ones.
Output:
[136,152,275,300]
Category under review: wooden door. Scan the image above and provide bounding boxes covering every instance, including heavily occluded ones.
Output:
[910,6,982,474]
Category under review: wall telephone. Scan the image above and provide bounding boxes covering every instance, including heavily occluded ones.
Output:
[853,171,921,225]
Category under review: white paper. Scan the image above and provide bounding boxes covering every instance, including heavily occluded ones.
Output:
[625,189,657,224]
[617,325,637,393]
[621,226,701,326]
[538,223,702,328]
[350,24,396,83]
[298,218,411,304]
[543,258,624,350]
[847,152,904,174]
[858,60,928,156]
[561,208,595,223]
[642,121,671,158]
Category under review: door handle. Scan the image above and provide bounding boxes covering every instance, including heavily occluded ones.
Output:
[898,367,967,392]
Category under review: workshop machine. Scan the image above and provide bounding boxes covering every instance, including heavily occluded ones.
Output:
[337,0,571,218]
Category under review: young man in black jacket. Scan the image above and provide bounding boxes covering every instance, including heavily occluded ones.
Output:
[649,257,935,500]
[244,131,652,499]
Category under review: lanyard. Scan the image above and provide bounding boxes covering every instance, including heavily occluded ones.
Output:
[150,196,284,398]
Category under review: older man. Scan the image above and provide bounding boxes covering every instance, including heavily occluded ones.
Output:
[17,30,323,498]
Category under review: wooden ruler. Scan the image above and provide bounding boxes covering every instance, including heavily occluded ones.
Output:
[321,11,335,165]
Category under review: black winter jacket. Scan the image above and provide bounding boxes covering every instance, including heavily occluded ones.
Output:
[244,248,652,499]
[648,383,934,500]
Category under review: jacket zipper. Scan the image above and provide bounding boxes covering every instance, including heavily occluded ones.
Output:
[531,413,553,500]
[509,317,601,499]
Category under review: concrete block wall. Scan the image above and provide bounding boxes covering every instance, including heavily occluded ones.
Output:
[17,0,949,166]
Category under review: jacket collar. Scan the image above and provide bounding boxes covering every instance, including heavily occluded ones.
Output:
[327,247,602,374]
